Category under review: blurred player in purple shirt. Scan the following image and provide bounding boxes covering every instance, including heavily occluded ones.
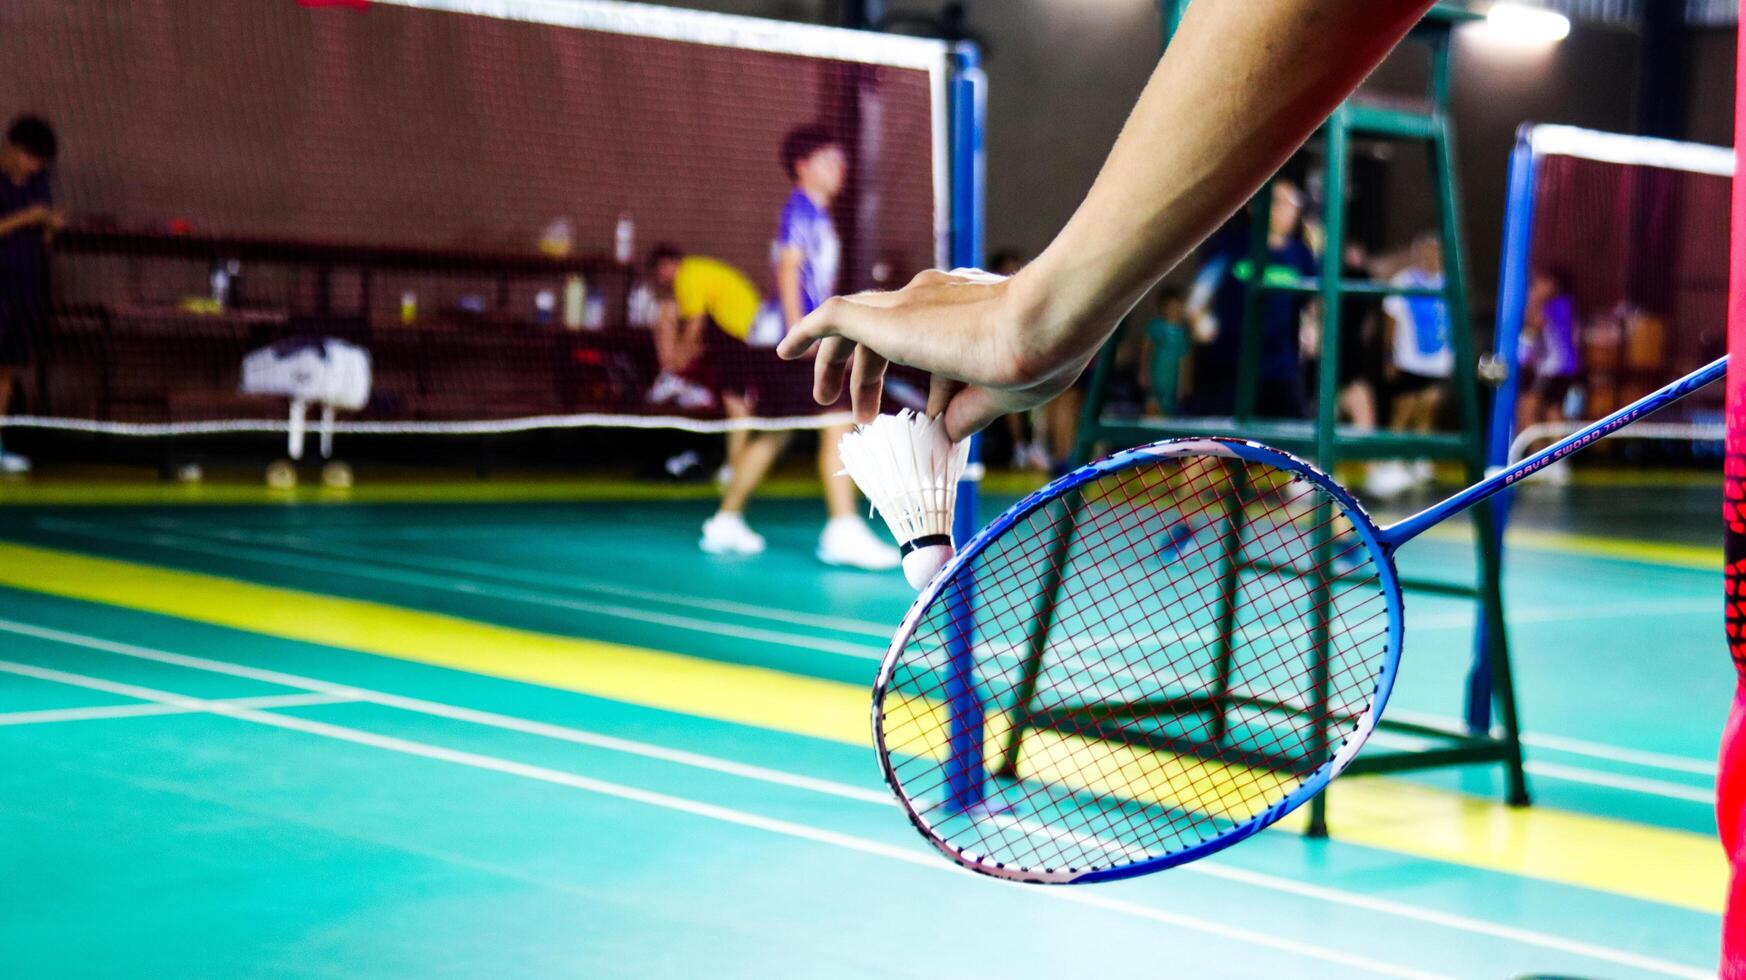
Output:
[1517,266,1581,433]
[698,125,899,572]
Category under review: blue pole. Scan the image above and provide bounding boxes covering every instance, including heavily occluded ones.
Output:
[1465,128,1539,731]
[949,41,987,550]
[944,42,987,811]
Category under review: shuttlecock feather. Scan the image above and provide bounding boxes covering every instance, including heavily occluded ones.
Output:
[838,410,971,589]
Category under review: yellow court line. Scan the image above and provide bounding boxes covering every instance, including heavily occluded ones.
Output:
[0,539,1724,913]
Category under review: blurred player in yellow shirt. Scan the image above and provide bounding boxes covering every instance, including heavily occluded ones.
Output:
[646,243,898,569]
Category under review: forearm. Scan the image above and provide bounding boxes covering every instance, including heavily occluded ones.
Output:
[0,210,39,238]
[776,252,805,329]
[1021,0,1433,369]
[652,317,680,372]
[679,316,707,366]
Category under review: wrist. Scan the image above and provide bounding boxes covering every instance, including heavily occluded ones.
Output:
[1007,249,1123,384]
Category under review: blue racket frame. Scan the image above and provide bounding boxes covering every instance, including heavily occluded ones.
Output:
[873,355,1727,884]
[872,437,1403,883]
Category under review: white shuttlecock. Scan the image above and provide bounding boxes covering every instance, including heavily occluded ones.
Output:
[838,410,971,589]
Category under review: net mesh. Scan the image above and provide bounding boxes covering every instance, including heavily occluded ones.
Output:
[1524,132,1731,426]
[876,448,1392,878]
[1,0,944,443]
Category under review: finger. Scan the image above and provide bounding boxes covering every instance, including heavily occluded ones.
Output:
[813,336,853,406]
[942,385,1009,443]
[849,345,889,424]
[778,306,833,360]
[926,374,961,419]
[780,294,928,371]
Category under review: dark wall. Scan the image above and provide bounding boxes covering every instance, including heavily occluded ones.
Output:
[1687,27,1738,147]
[670,0,1162,268]
[674,1,1727,321]
[26,0,1729,319]
[4,0,939,305]
[1447,23,1644,312]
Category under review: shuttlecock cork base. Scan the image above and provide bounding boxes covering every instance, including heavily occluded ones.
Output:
[837,410,971,590]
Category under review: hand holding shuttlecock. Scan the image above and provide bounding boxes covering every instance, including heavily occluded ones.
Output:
[837,410,972,590]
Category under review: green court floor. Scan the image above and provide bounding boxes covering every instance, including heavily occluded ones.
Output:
[0,473,1728,978]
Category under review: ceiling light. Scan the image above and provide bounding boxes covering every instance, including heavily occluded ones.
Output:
[1481,2,1572,44]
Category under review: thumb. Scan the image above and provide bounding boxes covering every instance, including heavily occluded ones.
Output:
[942,385,1008,444]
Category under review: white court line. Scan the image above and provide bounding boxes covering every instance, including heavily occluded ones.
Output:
[0,656,1446,980]
[1406,595,1718,631]
[0,617,1711,979]
[0,619,886,805]
[142,517,895,639]
[0,691,351,727]
[1524,731,1717,778]
[1522,763,1715,805]
[33,519,883,662]
[1386,709,1718,778]
[1367,731,1714,805]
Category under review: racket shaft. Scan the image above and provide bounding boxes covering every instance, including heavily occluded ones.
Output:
[1384,355,1727,546]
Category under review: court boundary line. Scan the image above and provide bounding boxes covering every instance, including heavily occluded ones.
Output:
[0,616,1715,978]
[1365,730,1714,803]
[0,691,352,726]
[0,656,1451,980]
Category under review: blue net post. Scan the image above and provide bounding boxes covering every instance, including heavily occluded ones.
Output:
[1469,128,1539,732]
[944,42,987,812]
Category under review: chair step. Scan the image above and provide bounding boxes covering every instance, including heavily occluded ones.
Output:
[1344,102,1441,140]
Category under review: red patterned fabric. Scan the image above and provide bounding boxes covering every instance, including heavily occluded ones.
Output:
[1721,6,1746,973]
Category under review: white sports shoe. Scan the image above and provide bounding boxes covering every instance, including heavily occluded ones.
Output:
[1362,461,1413,500]
[646,371,685,406]
[0,451,31,475]
[672,376,717,411]
[1410,459,1435,485]
[700,512,766,556]
[817,516,901,571]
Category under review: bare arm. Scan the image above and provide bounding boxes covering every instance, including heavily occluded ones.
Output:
[777,0,1434,439]
[651,301,683,373]
[0,205,50,239]
[775,246,805,330]
[678,313,708,369]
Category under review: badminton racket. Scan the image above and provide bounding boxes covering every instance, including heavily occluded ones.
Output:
[873,355,1725,883]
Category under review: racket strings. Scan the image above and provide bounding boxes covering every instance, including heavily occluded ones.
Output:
[891,459,1337,852]
[877,451,1394,876]
[999,478,1374,861]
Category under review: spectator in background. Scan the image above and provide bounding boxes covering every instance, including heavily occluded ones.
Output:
[1185,179,1318,418]
[1335,242,1384,432]
[696,125,899,571]
[0,115,60,475]
[1139,287,1191,416]
[1517,266,1581,432]
[1370,232,1452,495]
